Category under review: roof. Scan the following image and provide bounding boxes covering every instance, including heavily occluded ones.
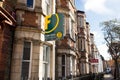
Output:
[77,10,85,14]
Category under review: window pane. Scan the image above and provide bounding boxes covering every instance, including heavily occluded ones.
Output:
[80,17,84,27]
[42,63,48,80]
[21,62,29,80]
[43,45,50,61]
[43,46,46,61]
[62,55,65,65]
[27,0,33,8]
[62,66,65,77]
[45,0,50,14]
[23,42,31,60]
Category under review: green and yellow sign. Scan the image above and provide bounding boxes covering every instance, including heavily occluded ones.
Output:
[43,13,64,41]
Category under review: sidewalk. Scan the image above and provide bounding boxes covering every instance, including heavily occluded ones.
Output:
[103,74,114,80]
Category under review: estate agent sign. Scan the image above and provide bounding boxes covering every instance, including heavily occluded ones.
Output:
[43,13,64,41]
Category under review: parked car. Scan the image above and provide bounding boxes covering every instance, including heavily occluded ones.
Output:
[105,67,112,74]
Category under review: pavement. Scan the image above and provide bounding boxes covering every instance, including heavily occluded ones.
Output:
[104,74,114,80]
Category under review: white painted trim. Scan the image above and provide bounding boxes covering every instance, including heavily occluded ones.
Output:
[29,41,32,80]
[57,49,76,56]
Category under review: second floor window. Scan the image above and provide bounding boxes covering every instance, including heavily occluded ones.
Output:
[69,19,75,40]
[27,0,34,8]
[78,17,84,27]
[45,0,50,15]
[79,38,86,51]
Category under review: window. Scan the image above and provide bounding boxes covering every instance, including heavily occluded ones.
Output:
[70,19,75,40]
[80,17,84,27]
[70,56,72,75]
[42,45,50,80]
[80,39,82,50]
[21,41,31,80]
[79,39,86,51]
[27,0,34,8]
[62,55,66,77]
[45,0,50,15]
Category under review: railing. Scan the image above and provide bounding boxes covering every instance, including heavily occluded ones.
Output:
[57,73,104,80]
[21,76,39,80]
[21,77,51,80]
[1,1,16,19]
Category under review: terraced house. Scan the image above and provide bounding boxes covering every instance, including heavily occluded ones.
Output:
[0,0,16,80]
[10,0,56,80]
[55,0,78,79]
[0,0,104,80]
[77,10,91,74]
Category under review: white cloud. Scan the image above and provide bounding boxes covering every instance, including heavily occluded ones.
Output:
[84,0,112,14]
[76,0,120,60]
[98,44,111,60]
[92,30,111,60]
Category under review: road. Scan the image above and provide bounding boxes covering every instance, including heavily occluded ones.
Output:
[104,74,114,80]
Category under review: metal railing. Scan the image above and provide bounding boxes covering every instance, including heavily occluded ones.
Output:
[21,76,39,80]
[57,73,104,80]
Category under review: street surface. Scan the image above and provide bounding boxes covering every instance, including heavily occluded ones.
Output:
[104,74,114,80]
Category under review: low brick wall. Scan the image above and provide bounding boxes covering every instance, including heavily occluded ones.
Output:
[57,73,104,80]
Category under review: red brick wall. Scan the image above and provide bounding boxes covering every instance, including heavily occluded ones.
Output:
[0,29,4,80]
[22,11,38,27]
[0,25,14,80]
[60,0,67,7]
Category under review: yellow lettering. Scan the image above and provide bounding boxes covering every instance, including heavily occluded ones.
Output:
[45,15,51,30]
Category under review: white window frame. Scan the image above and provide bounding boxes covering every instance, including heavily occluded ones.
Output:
[70,56,72,75]
[42,45,50,80]
[69,19,75,40]
[45,0,50,15]
[21,41,32,80]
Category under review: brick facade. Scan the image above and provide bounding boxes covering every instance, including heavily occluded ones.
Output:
[22,11,38,27]
[0,24,15,80]
[0,0,104,80]
[0,1,16,80]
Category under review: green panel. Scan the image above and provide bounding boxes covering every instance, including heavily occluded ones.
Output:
[45,13,64,41]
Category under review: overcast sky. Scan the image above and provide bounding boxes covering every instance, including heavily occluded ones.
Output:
[75,0,120,60]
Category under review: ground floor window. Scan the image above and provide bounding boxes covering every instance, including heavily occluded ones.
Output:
[42,45,50,80]
[21,41,32,80]
[62,55,66,77]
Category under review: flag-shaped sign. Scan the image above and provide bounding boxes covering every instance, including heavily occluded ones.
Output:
[44,13,64,41]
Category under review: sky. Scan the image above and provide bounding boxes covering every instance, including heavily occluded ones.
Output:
[75,0,120,60]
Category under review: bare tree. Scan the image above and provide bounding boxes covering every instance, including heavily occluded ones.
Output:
[101,19,120,79]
